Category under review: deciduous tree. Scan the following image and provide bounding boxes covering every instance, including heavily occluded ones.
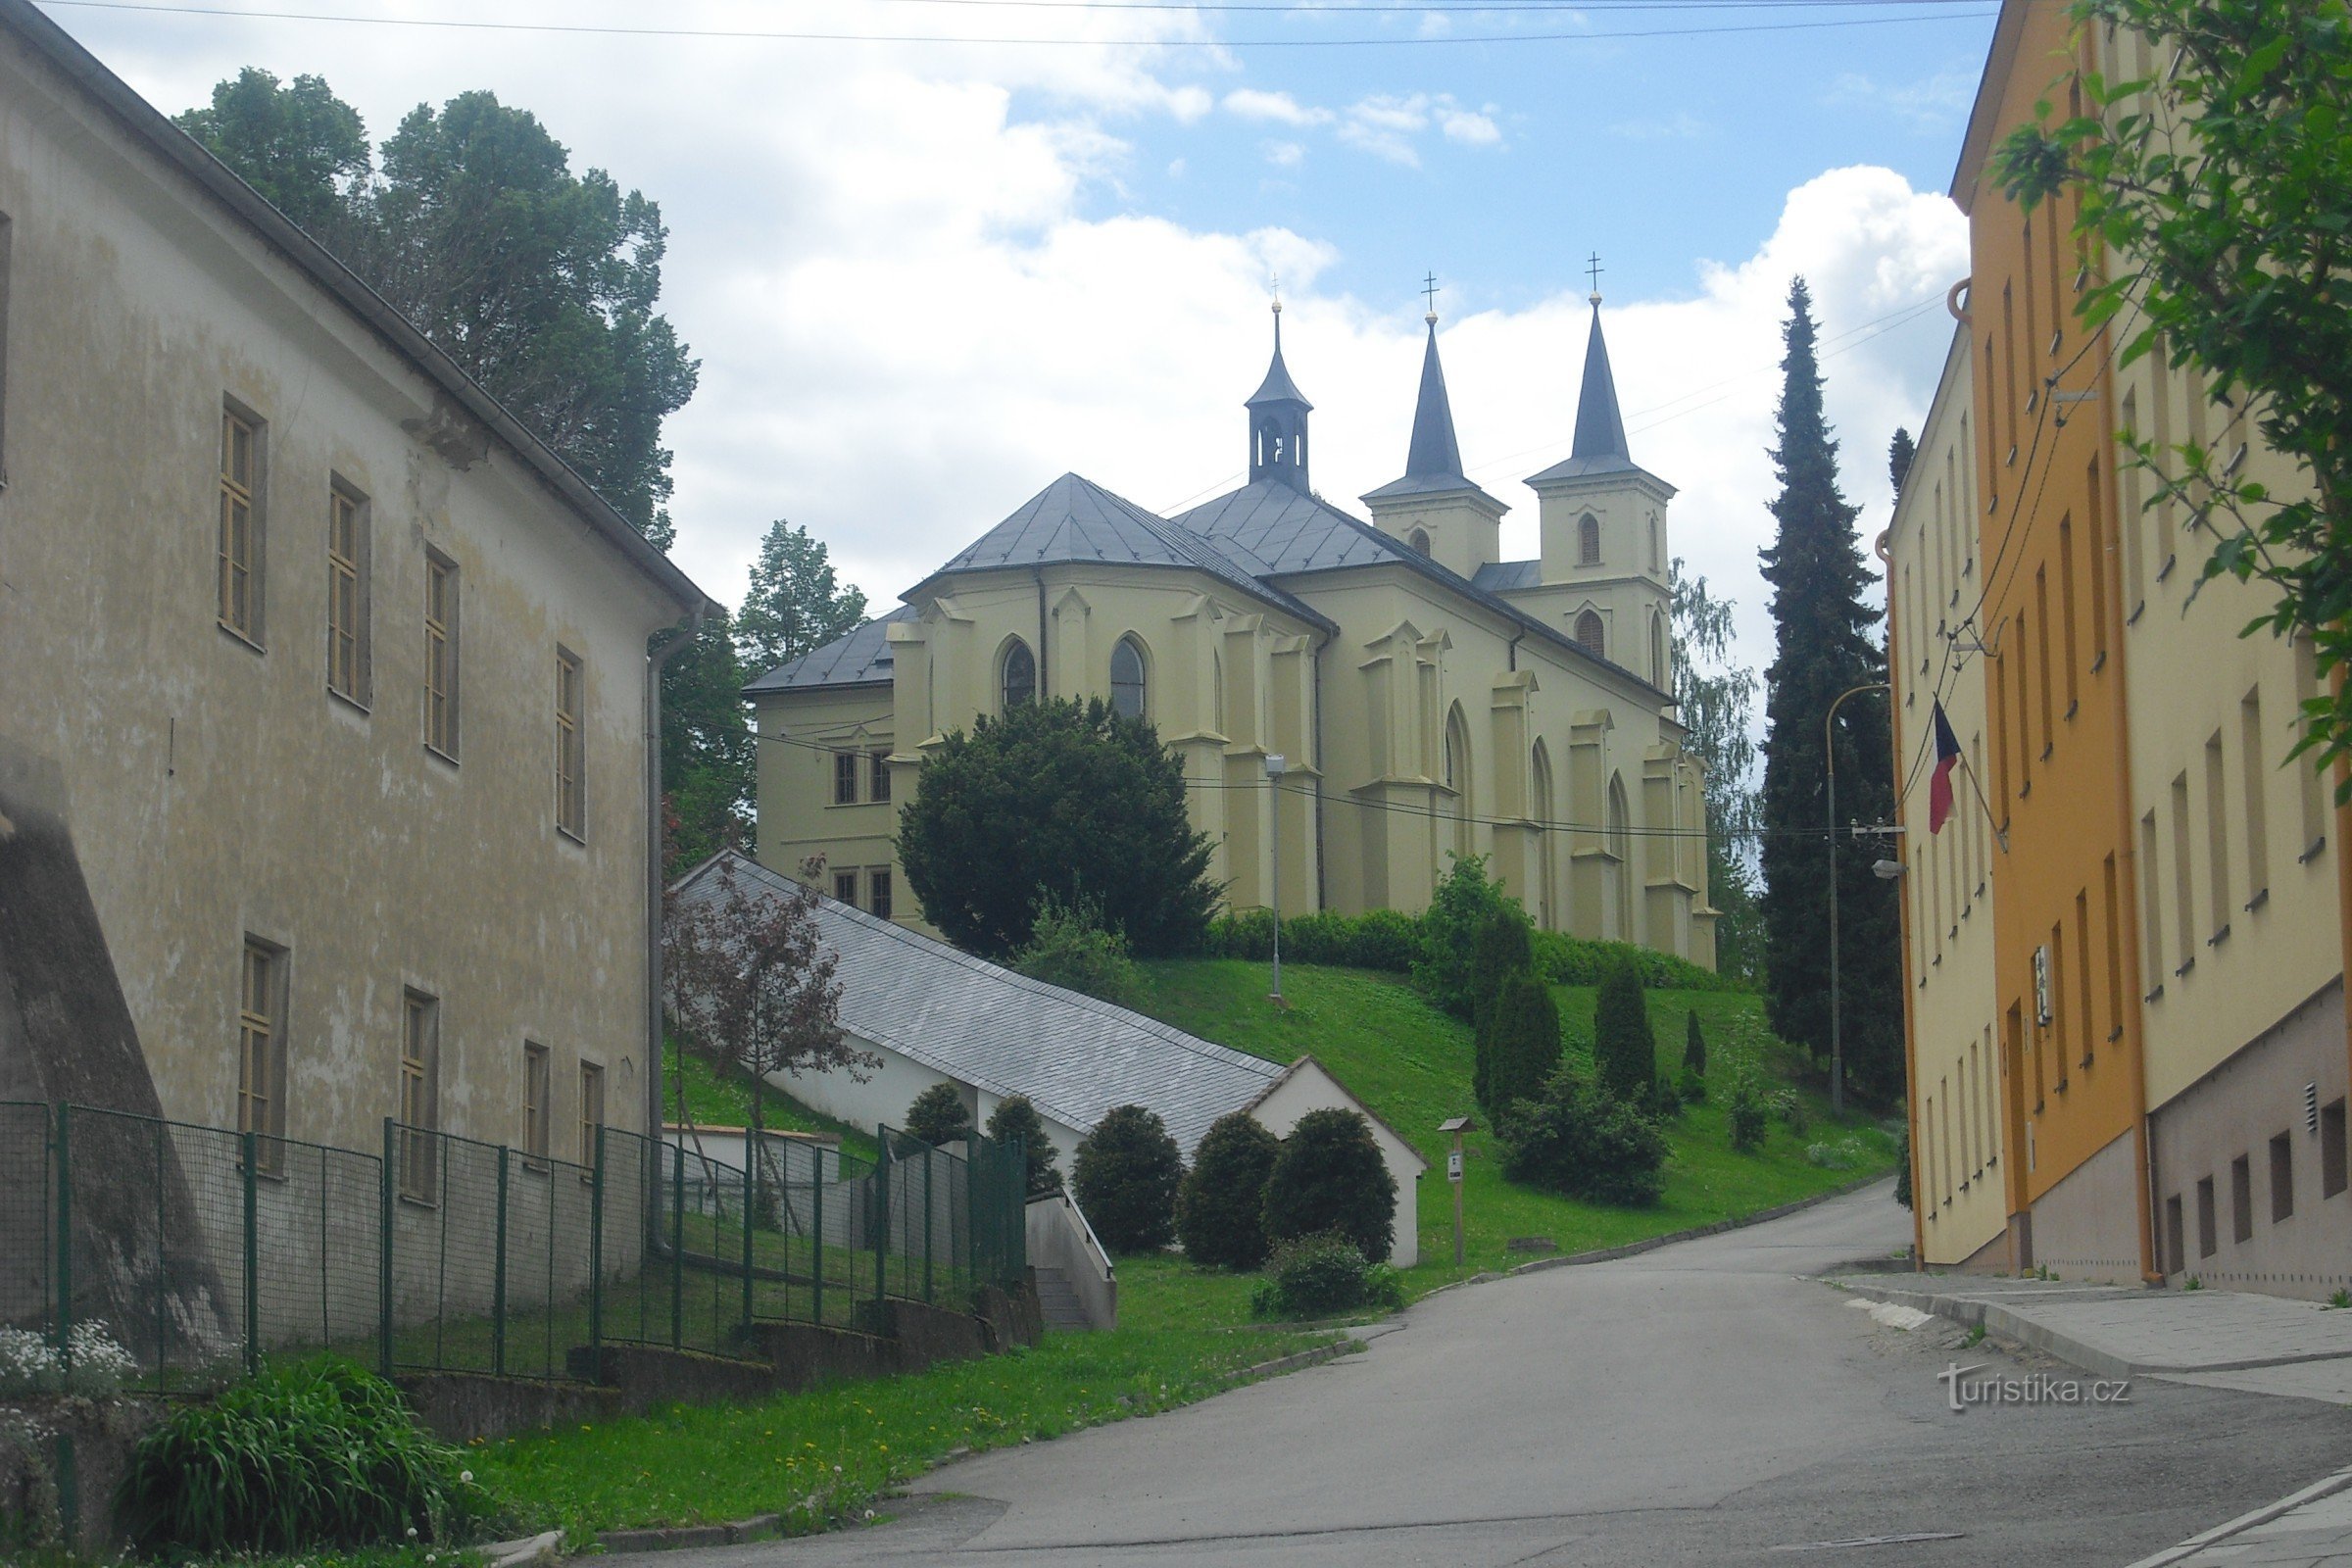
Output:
[735,520,870,679]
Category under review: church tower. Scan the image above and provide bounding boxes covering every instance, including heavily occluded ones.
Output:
[1247,300,1312,492]
[1362,302,1507,580]
[1520,289,1677,689]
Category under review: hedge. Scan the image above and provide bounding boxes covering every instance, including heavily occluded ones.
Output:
[1199,907,1742,994]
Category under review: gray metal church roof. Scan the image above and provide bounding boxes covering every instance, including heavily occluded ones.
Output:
[1526,303,1672,492]
[1363,318,1496,506]
[669,852,1287,1154]
[742,605,915,696]
[1471,559,1542,592]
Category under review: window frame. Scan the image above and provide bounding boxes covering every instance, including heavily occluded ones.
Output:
[833,750,858,806]
[869,748,892,803]
[219,401,266,647]
[238,936,288,1175]
[555,647,587,842]
[833,868,859,906]
[1109,636,1147,720]
[522,1041,552,1169]
[1577,514,1600,567]
[868,866,894,921]
[398,991,441,1204]
[578,1059,605,1168]
[423,550,461,761]
[326,479,372,707]
[1001,638,1037,710]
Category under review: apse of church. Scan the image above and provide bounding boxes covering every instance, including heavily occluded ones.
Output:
[746,289,1716,970]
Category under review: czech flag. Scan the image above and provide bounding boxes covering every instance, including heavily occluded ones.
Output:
[1928,701,1962,835]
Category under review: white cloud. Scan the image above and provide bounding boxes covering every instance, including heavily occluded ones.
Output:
[1221,87,1330,126]
[1827,69,1977,134]
[1262,140,1305,169]
[1439,105,1501,146]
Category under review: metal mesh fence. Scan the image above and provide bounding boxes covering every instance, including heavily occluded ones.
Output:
[9,1103,1030,1389]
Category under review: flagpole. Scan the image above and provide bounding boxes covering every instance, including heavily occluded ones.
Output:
[1959,758,2009,854]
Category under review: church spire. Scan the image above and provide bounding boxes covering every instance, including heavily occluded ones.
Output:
[1402,311,1466,482]
[1570,291,1632,464]
[1246,298,1312,491]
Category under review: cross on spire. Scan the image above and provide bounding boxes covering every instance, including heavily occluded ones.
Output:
[1269,269,1282,313]
[1421,270,1441,320]
[1585,251,1604,301]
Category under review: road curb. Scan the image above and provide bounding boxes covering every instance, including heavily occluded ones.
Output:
[596,1510,786,1555]
[1503,1171,1897,1280]
[1230,1337,1364,1381]
[2123,1462,2352,1567]
[1825,1280,2144,1380]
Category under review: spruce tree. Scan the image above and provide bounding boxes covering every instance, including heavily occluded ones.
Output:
[1758,278,1903,1105]
[1468,907,1534,1112]
[1592,959,1655,1104]
[1484,972,1562,1118]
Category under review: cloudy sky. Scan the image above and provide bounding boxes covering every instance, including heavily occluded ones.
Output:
[52,0,1999,664]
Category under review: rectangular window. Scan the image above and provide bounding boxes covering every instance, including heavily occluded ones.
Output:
[0,212,13,484]
[219,403,264,643]
[2324,1100,2348,1200]
[870,749,892,804]
[2001,283,2020,458]
[2271,1132,2294,1224]
[423,551,460,760]
[868,867,893,921]
[2165,1195,2184,1275]
[1992,653,2013,804]
[2085,458,2109,662]
[2139,809,2165,992]
[2152,356,2178,568]
[2120,392,2146,614]
[2196,1175,2217,1258]
[833,751,858,805]
[2171,773,2196,973]
[2044,922,2063,1096]
[556,648,586,841]
[2034,568,2055,754]
[399,992,440,1202]
[2074,889,2092,1070]
[326,482,370,704]
[2240,688,2270,904]
[2205,731,2230,940]
[2058,518,2079,713]
[523,1042,550,1165]
[2023,219,2041,397]
[1983,1024,1998,1168]
[578,1060,605,1167]
[2230,1153,2254,1244]
[2016,613,2034,791]
[833,869,858,906]
[238,938,287,1172]
[2294,634,2328,858]
[2103,855,2124,1044]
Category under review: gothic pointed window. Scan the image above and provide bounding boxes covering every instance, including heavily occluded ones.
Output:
[1409,528,1431,556]
[1110,636,1146,718]
[1001,639,1036,710]
[1575,610,1604,658]
[1579,514,1601,566]
[1649,612,1667,687]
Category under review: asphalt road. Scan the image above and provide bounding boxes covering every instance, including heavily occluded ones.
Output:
[674,1182,2352,1567]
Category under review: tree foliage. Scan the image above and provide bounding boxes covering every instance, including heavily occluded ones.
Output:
[1009,895,1149,1010]
[1592,959,1657,1104]
[1670,560,1765,985]
[1757,278,1903,1104]
[1262,1107,1396,1265]
[1993,0,2352,794]
[904,1083,973,1148]
[898,698,1217,959]
[1467,906,1535,1110]
[176,69,369,235]
[662,610,755,873]
[1071,1105,1184,1254]
[1887,426,1918,494]
[1413,855,1524,1021]
[735,520,870,679]
[985,1094,1063,1197]
[1497,1067,1669,1206]
[1175,1110,1282,1270]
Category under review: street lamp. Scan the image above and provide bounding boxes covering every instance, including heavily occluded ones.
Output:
[1265,753,1287,1004]
[1825,682,1890,1119]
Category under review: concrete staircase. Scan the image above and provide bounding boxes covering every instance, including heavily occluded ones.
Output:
[1032,1265,1093,1331]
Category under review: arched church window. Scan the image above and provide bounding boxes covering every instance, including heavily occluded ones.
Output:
[1409,528,1431,556]
[1579,514,1601,566]
[1001,639,1036,710]
[1110,637,1147,718]
[1650,613,1667,687]
[1575,610,1605,658]
[1648,514,1661,572]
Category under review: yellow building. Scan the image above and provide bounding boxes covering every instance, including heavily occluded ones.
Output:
[1896,0,2352,1298]
[750,302,1716,963]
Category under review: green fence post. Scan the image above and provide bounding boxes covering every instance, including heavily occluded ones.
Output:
[669,1140,685,1351]
[810,1148,825,1326]
[589,1125,606,1386]
[873,1134,889,1315]
[923,1152,935,1304]
[53,1103,71,1358]
[492,1144,510,1377]
[379,1118,396,1377]
[241,1129,260,1377]
[741,1135,756,1337]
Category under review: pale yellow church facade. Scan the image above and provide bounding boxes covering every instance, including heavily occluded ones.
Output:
[749,299,1717,968]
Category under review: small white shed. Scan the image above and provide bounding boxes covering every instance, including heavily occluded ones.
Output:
[670,852,1428,1265]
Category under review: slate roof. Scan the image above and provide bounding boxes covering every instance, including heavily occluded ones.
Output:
[1471,559,1542,592]
[915,471,1334,633]
[742,605,914,696]
[1526,303,1672,492]
[670,852,1289,1154]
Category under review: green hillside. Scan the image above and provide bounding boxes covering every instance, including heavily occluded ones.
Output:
[1140,959,1898,1281]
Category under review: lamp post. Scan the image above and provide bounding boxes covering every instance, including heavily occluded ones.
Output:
[1266,753,1287,1004]
[1825,681,1890,1118]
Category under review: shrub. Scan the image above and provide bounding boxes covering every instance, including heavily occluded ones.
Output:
[1647,1073,1685,1121]
[985,1094,1062,1196]
[1893,1108,1913,1209]
[1072,1104,1184,1253]
[1676,1065,1708,1106]
[1497,1067,1668,1206]
[1468,907,1535,1034]
[904,1082,973,1147]
[1528,928,1744,993]
[1200,908,1421,973]
[1010,895,1149,1009]
[1592,959,1656,1104]
[1769,1087,1811,1139]
[1263,1107,1397,1264]
[1413,855,1522,1021]
[1176,1111,1281,1269]
[119,1358,491,1556]
[1805,1136,1867,1170]
[1727,1067,1769,1152]
[1683,1009,1707,1077]
[1482,971,1563,1118]
[1249,1232,1407,1320]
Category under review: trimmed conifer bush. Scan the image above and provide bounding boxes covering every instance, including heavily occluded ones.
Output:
[1262,1106,1396,1264]
[1072,1103,1184,1253]
[1497,1066,1669,1206]
[1175,1110,1281,1268]
[905,1082,973,1147]
[1592,958,1657,1104]
[985,1094,1062,1196]
[1483,971,1563,1117]
[1684,1009,1707,1077]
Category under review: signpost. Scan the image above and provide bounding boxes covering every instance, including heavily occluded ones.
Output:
[1439,1115,1472,1269]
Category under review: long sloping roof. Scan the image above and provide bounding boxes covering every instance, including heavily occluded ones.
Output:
[670,852,1290,1154]
[0,0,709,616]
[742,606,913,696]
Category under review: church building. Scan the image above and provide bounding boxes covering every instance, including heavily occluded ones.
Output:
[747,292,1717,968]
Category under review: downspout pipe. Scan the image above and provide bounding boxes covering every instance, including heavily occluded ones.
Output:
[645,609,704,1164]
[1035,569,1050,699]
[1310,626,1331,913]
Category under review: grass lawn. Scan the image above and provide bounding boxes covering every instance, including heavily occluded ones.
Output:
[467,1258,1334,1549]
[1141,959,1900,1285]
[664,1036,881,1164]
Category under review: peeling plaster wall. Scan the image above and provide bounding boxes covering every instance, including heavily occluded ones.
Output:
[0,33,681,1159]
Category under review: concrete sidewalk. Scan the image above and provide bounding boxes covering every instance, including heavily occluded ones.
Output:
[1826,1273,2352,1565]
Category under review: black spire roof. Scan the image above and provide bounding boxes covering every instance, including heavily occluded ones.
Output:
[1247,305,1311,410]
[1363,316,1500,505]
[1528,298,1667,488]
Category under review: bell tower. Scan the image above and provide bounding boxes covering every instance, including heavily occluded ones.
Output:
[1247,300,1312,492]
